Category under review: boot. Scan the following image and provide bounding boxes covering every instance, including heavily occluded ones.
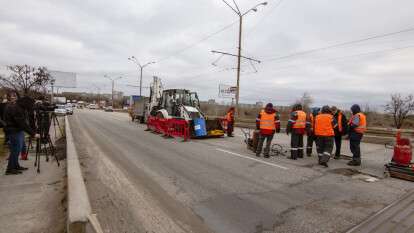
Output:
[290,150,298,160]
[321,161,328,167]
[5,169,22,175]
[17,166,28,171]
[334,155,341,160]
[347,159,361,166]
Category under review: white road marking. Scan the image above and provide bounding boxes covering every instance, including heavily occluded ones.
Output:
[216,148,289,170]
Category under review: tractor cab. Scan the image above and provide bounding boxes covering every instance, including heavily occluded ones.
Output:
[159,89,202,120]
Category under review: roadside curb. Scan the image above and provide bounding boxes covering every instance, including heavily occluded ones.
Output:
[66,116,104,233]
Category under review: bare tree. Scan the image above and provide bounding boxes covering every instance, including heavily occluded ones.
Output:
[0,65,51,96]
[384,94,414,129]
[294,92,314,111]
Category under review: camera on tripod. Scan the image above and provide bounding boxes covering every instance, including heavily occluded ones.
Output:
[32,101,61,173]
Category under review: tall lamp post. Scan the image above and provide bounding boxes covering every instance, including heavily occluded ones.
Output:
[50,78,56,104]
[221,0,267,116]
[104,75,123,107]
[128,56,155,96]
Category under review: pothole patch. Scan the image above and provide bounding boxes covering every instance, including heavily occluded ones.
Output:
[328,168,379,182]
[329,168,361,176]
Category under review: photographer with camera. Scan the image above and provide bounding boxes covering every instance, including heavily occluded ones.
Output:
[3,91,40,175]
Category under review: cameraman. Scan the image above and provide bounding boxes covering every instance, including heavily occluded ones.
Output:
[3,91,39,175]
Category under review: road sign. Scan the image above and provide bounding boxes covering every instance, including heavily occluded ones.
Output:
[219,84,236,98]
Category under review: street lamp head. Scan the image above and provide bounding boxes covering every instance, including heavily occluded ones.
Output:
[131,56,135,58]
[252,8,257,12]
[261,2,268,6]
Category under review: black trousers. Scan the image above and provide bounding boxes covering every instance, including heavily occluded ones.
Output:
[334,134,342,157]
[349,132,363,161]
[306,134,317,156]
[291,132,304,159]
[256,133,274,156]
[316,136,334,163]
[227,121,234,136]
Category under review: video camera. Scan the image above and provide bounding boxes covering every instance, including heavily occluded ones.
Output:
[34,101,57,113]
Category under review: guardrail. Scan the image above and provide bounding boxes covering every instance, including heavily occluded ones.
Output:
[66,116,104,233]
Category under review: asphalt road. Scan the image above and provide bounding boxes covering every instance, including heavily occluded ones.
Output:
[69,109,414,233]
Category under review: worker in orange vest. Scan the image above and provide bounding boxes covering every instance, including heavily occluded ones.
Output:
[306,107,320,157]
[287,104,308,160]
[331,106,348,159]
[348,104,367,166]
[314,106,338,167]
[255,103,280,158]
[225,107,235,137]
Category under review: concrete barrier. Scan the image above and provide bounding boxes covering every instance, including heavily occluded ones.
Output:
[66,116,104,233]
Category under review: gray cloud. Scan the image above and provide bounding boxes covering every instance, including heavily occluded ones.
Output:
[0,0,413,109]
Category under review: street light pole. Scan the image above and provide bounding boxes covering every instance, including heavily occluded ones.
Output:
[128,56,155,96]
[104,75,123,108]
[221,0,267,116]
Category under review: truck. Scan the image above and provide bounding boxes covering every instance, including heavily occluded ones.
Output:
[145,77,224,138]
[129,95,150,123]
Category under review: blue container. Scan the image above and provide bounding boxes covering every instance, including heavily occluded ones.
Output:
[193,118,207,137]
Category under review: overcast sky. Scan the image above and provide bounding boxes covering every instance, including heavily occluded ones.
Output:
[0,0,413,109]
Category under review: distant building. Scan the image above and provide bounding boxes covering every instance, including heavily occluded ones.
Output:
[113,91,123,100]
[103,91,123,100]
[207,99,216,104]
[256,101,264,108]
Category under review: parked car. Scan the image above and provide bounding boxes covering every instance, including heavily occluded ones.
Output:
[54,105,67,116]
[104,106,114,112]
[88,104,98,109]
[65,105,74,115]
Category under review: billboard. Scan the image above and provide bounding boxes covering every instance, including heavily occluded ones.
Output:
[50,70,77,88]
[219,84,236,98]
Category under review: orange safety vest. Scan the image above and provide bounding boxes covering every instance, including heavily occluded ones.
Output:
[314,114,334,136]
[293,110,306,129]
[226,111,234,122]
[259,110,276,130]
[337,112,343,132]
[349,112,367,134]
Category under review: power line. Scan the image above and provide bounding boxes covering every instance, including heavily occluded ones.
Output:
[263,26,414,62]
[263,45,414,73]
[156,20,238,63]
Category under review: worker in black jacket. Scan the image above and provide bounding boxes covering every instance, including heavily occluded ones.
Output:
[3,92,39,175]
[330,106,348,159]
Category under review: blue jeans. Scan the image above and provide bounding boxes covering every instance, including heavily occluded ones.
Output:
[7,131,25,170]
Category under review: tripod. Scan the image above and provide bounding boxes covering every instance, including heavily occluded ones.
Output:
[33,111,61,173]
[51,112,64,140]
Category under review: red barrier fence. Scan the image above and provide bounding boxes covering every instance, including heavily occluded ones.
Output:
[147,116,190,141]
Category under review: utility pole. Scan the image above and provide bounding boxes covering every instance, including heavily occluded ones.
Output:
[217,0,267,116]
[128,56,155,96]
[104,75,123,107]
